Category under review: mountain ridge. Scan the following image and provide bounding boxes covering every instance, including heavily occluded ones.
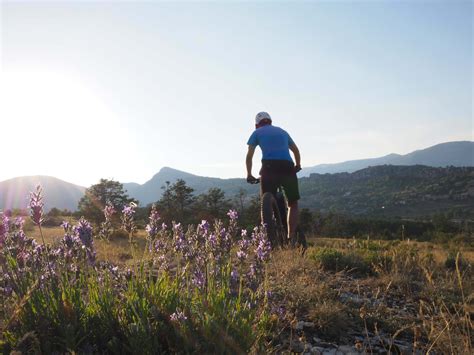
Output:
[1,141,472,211]
[0,175,86,211]
[300,141,473,176]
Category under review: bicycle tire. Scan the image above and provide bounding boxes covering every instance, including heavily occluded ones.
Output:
[261,192,285,248]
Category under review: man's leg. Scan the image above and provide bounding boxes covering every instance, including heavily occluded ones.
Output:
[287,200,298,244]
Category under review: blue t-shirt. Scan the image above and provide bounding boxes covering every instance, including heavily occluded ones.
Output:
[247,125,294,162]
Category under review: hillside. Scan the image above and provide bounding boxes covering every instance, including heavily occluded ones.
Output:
[0,176,85,212]
[1,141,472,217]
[299,165,474,218]
[300,141,474,176]
[123,167,258,205]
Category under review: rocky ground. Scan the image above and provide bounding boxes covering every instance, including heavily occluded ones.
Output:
[265,245,472,354]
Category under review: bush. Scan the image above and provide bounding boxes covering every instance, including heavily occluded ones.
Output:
[310,248,372,275]
[42,216,64,227]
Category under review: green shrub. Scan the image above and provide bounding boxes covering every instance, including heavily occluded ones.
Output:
[310,248,372,275]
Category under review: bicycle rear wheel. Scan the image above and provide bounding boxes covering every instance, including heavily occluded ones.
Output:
[261,192,285,248]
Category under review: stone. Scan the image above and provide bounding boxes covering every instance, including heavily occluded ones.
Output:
[295,321,316,330]
[295,321,306,330]
[290,340,305,353]
[337,345,356,354]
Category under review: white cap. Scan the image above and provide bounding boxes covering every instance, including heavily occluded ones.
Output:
[255,111,271,125]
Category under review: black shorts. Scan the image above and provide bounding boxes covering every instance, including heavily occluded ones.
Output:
[259,159,300,204]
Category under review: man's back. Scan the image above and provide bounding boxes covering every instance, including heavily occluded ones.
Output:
[247,125,294,162]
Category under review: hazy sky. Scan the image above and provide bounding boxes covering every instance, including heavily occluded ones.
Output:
[1,0,472,187]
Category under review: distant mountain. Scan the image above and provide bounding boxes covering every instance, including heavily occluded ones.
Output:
[123,167,258,206]
[2,141,472,215]
[0,176,86,212]
[298,165,474,218]
[300,141,474,177]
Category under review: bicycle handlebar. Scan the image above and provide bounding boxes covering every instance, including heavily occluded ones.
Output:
[246,177,260,184]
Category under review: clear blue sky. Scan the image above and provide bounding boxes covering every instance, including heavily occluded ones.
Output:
[1,0,472,186]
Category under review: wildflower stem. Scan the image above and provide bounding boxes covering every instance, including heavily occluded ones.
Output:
[38,224,46,246]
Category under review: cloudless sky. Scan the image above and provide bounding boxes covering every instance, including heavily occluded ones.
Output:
[0,0,472,187]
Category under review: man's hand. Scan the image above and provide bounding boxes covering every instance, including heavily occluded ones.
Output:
[246,175,259,184]
[294,164,302,173]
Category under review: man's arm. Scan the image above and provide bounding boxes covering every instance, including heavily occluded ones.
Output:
[246,145,256,179]
[289,143,301,171]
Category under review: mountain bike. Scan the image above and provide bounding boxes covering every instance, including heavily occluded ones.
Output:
[247,178,288,248]
[248,177,308,251]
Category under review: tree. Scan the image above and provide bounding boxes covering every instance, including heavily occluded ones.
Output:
[196,188,232,221]
[47,207,62,217]
[77,179,136,225]
[157,179,196,224]
[298,208,314,235]
[234,188,247,216]
[241,195,261,228]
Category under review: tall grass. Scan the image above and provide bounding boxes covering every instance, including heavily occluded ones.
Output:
[0,198,272,353]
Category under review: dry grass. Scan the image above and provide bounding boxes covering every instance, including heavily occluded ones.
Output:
[29,226,149,265]
[267,236,472,353]
[29,227,473,352]
[311,236,474,263]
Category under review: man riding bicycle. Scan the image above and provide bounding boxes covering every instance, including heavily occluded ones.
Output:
[246,111,302,246]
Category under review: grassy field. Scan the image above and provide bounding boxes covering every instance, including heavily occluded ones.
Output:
[29,225,474,265]
[20,225,473,353]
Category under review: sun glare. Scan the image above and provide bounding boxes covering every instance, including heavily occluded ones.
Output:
[0,70,126,186]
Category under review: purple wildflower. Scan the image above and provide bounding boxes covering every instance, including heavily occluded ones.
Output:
[173,223,187,254]
[145,204,161,240]
[104,204,116,221]
[74,218,93,248]
[0,213,9,245]
[236,236,251,263]
[227,209,238,221]
[12,217,24,231]
[73,217,95,263]
[170,309,187,323]
[198,220,210,234]
[61,221,71,233]
[231,268,239,282]
[255,237,271,263]
[192,270,205,289]
[99,204,116,241]
[29,184,44,226]
[207,233,218,251]
[121,202,137,235]
[250,225,271,260]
